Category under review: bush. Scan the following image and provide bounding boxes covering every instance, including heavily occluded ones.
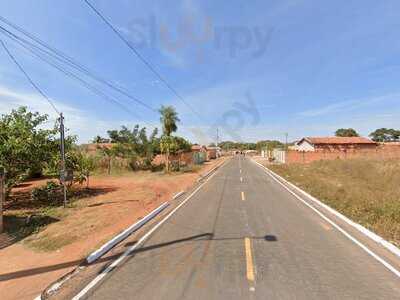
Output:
[151,163,165,172]
[170,161,180,172]
[31,181,63,204]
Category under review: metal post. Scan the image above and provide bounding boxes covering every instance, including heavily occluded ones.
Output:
[285,132,288,150]
[0,168,4,233]
[59,113,67,208]
[216,128,219,148]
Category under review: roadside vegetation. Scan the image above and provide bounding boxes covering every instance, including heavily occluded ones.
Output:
[218,140,284,151]
[0,105,195,248]
[270,158,400,246]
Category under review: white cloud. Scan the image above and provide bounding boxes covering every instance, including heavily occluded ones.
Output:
[298,93,400,117]
[0,86,80,119]
[0,85,159,143]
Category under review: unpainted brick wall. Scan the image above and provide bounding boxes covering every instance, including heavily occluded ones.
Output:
[285,146,400,164]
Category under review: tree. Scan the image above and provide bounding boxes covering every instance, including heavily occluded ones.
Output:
[0,107,60,197]
[103,125,160,170]
[160,135,178,172]
[159,106,180,171]
[92,135,110,143]
[335,128,359,137]
[159,105,180,136]
[256,140,284,151]
[369,128,400,142]
[218,141,236,151]
[98,145,116,175]
[174,136,192,153]
[74,152,97,188]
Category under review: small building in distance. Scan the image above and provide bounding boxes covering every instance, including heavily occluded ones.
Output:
[205,146,222,160]
[191,144,207,152]
[295,137,377,152]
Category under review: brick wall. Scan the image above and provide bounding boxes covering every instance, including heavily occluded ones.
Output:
[152,152,194,166]
[285,145,400,164]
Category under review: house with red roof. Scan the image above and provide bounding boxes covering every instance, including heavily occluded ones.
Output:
[295,137,377,152]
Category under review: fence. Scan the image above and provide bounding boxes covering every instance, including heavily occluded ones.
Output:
[272,146,400,164]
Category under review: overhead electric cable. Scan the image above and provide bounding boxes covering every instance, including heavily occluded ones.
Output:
[0,18,156,113]
[0,39,60,115]
[83,0,204,121]
[1,31,159,129]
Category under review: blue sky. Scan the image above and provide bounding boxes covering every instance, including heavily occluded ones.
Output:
[1,0,400,143]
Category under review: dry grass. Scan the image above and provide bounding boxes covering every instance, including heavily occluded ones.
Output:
[270,158,400,246]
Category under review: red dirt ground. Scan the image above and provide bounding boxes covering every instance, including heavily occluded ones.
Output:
[0,158,226,300]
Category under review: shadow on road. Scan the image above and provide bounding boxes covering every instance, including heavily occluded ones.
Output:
[0,233,277,282]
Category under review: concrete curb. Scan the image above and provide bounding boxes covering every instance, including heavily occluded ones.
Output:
[172,191,185,200]
[72,162,225,300]
[86,202,169,264]
[38,161,228,300]
[252,159,400,259]
[39,202,169,299]
[197,158,227,182]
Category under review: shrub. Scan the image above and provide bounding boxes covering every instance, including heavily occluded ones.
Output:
[151,163,165,172]
[170,161,180,172]
[31,181,63,204]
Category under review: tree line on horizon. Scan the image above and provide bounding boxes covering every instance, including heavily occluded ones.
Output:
[335,127,400,142]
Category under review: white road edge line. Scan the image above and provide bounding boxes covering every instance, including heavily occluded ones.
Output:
[252,159,400,258]
[172,191,185,200]
[252,160,400,278]
[72,161,227,300]
[86,202,169,264]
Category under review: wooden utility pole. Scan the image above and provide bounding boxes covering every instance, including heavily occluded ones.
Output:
[0,168,5,233]
[59,113,67,208]
[216,128,219,148]
[285,133,288,150]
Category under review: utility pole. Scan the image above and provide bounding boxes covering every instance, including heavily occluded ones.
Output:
[59,113,67,208]
[216,128,219,147]
[0,168,4,233]
[285,132,288,150]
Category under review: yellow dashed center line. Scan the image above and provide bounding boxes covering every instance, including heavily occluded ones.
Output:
[244,238,255,283]
[241,191,245,201]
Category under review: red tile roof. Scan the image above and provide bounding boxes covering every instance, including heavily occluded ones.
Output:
[304,137,376,145]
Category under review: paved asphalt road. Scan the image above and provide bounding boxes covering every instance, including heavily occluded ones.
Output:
[81,156,400,299]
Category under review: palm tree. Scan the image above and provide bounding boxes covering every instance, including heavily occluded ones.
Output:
[159,105,180,136]
[159,106,180,172]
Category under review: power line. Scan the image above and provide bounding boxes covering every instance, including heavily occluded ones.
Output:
[0,17,156,113]
[0,39,60,115]
[1,38,69,206]
[6,33,138,117]
[83,0,204,121]
[1,29,159,128]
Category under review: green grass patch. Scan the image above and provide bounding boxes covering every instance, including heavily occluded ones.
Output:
[25,232,77,252]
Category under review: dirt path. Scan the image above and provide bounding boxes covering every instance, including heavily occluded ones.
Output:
[0,158,226,300]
